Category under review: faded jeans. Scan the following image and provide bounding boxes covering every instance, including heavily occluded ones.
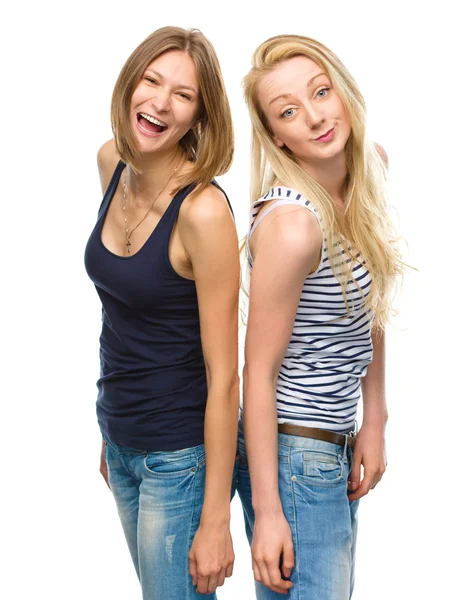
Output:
[236,425,359,599]
[104,435,219,600]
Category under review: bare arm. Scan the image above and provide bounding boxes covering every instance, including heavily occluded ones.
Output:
[346,142,390,500]
[96,138,119,488]
[97,139,120,194]
[244,207,322,594]
[348,329,388,500]
[179,185,240,594]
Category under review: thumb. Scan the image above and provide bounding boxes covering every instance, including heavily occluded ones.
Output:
[282,544,294,579]
[348,452,362,491]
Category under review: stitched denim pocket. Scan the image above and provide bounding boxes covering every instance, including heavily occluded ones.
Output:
[301,451,345,486]
[143,449,202,479]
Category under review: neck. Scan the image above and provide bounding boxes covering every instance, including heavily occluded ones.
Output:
[298,152,348,206]
[127,147,185,201]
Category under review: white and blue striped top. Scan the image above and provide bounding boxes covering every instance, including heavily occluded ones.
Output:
[246,186,374,433]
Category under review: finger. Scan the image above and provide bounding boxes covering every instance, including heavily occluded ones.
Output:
[348,473,373,501]
[226,559,234,578]
[282,544,295,579]
[196,574,209,595]
[216,568,226,589]
[188,554,197,587]
[252,560,262,584]
[258,562,273,590]
[205,572,221,594]
[348,452,362,492]
[254,561,290,595]
[100,467,111,489]
[267,560,293,593]
[371,466,386,489]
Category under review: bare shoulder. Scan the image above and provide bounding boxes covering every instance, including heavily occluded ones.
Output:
[257,205,322,263]
[374,142,389,169]
[180,183,233,231]
[97,139,120,193]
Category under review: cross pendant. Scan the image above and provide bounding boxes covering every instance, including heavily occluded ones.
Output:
[126,240,131,254]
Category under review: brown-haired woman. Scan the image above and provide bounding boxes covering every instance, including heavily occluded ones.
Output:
[84,26,239,599]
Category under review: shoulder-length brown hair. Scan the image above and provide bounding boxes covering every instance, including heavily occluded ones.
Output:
[111,26,234,191]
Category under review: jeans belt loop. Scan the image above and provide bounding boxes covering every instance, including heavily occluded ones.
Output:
[343,432,348,459]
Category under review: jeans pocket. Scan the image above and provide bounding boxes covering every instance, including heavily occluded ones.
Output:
[299,451,345,486]
[143,450,202,479]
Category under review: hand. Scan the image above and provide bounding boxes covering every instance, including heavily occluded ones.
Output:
[188,522,234,594]
[100,440,110,489]
[251,511,294,595]
[347,422,387,501]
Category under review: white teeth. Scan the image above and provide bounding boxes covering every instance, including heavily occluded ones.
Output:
[140,113,166,127]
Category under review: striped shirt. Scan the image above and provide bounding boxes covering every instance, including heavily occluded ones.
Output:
[246,186,374,433]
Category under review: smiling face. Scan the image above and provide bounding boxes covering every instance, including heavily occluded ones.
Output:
[130,50,201,154]
[258,55,351,165]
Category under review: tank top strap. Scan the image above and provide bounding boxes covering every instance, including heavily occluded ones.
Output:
[249,199,297,237]
[249,186,322,237]
[162,180,234,238]
[212,180,235,220]
[158,182,197,240]
[97,160,126,219]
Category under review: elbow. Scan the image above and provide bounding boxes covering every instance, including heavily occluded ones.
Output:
[207,368,239,404]
[243,361,278,388]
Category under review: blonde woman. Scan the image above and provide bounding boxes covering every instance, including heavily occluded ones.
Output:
[84,27,239,599]
[236,35,403,598]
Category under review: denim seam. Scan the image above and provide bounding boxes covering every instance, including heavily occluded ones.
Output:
[112,444,140,483]
[288,448,302,600]
[186,460,198,600]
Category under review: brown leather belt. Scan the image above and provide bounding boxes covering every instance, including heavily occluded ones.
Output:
[278,423,356,449]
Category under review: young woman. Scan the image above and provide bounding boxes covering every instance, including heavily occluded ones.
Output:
[84,27,239,599]
[236,35,404,598]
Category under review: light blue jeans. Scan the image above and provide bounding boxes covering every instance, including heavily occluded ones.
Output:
[236,426,359,599]
[104,435,221,600]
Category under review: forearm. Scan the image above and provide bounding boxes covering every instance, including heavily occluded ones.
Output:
[200,375,239,525]
[361,329,388,426]
[243,366,282,516]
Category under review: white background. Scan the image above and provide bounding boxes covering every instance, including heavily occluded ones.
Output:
[2,0,468,598]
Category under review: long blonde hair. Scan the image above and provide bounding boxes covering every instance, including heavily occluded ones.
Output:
[111,26,233,191]
[243,34,404,330]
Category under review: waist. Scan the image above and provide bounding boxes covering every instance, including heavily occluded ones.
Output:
[277,422,356,449]
[238,417,356,450]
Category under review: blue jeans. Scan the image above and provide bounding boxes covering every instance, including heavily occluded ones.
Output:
[104,436,220,600]
[236,426,359,600]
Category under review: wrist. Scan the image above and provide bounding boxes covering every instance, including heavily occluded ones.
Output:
[200,508,230,528]
[252,497,283,517]
[362,411,388,428]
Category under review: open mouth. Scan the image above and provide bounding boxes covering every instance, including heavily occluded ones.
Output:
[137,113,168,135]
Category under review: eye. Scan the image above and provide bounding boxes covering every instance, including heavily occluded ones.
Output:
[178,92,192,101]
[144,76,158,84]
[316,87,330,99]
[281,108,296,119]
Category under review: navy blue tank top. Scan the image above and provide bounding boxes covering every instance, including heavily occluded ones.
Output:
[85,161,232,451]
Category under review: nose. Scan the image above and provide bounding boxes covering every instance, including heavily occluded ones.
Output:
[305,103,325,130]
[150,87,171,113]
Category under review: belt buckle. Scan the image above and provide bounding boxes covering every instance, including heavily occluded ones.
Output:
[347,430,357,448]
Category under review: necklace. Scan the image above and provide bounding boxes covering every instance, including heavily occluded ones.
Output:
[122,157,183,254]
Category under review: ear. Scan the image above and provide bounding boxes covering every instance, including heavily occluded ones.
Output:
[273,134,285,148]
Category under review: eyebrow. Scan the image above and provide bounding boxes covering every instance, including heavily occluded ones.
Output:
[269,72,327,105]
[146,68,198,94]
